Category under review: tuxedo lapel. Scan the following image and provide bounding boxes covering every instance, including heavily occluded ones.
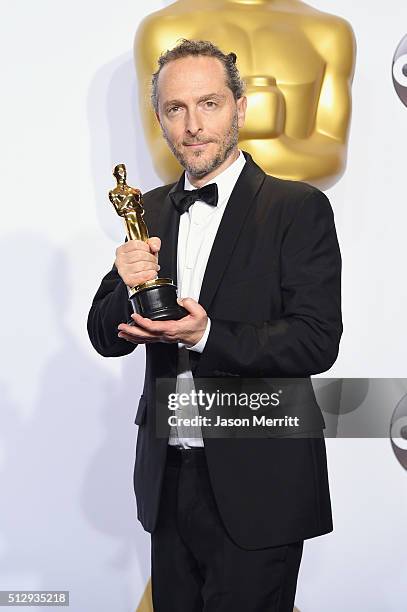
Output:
[198,152,266,312]
[144,175,185,382]
[153,173,185,288]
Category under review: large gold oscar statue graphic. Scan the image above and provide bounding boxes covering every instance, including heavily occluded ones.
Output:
[134,0,356,189]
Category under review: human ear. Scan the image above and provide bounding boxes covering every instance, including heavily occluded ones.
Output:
[237,96,247,128]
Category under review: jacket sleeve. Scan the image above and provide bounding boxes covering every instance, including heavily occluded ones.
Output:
[201,189,342,377]
[87,261,138,358]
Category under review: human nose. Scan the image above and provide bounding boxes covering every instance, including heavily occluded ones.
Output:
[184,108,202,137]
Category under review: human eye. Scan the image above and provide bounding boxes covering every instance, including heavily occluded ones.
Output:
[167,105,182,115]
[203,100,217,109]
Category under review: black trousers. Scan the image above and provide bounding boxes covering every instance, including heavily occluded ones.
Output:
[151,445,304,612]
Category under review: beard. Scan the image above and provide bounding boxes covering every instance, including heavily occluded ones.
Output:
[161,111,239,179]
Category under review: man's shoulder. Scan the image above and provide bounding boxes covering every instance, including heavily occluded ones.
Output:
[245,151,327,206]
[261,173,333,219]
[263,173,323,202]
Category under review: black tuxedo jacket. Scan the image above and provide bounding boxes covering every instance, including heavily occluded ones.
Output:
[87,151,342,549]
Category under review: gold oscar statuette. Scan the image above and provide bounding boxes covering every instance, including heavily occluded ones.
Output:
[109,163,188,320]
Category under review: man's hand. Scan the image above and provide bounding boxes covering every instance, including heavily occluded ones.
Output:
[117,298,208,347]
[115,236,161,288]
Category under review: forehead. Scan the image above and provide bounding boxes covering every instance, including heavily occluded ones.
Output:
[157,55,228,100]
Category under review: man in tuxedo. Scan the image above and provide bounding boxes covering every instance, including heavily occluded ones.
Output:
[87,39,342,612]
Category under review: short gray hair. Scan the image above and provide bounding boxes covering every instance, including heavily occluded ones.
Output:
[151,39,245,113]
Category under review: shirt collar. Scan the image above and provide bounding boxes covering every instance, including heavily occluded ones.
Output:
[183,150,246,206]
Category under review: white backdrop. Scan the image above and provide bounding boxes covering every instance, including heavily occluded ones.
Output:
[1,0,406,610]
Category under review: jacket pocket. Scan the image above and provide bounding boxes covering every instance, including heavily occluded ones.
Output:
[134,394,147,425]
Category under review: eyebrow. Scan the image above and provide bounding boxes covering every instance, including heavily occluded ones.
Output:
[163,93,226,110]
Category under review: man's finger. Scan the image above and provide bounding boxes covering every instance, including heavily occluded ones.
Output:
[117,332,139,344]
[118,322,162,338]
[118,331,161,344]
[119,239,150,253]
[131,313,181,332]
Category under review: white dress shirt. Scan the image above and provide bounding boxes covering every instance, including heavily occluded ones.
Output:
[168,150,246,448]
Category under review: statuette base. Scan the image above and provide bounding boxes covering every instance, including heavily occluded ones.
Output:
[128,279,188,321]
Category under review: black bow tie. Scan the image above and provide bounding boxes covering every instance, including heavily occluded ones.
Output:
[169,182,218,214]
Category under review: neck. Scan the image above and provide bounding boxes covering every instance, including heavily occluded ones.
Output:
[187,147,240,188]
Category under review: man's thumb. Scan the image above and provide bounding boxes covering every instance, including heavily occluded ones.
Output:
[177,297,195,313]
[148,236,161,253]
